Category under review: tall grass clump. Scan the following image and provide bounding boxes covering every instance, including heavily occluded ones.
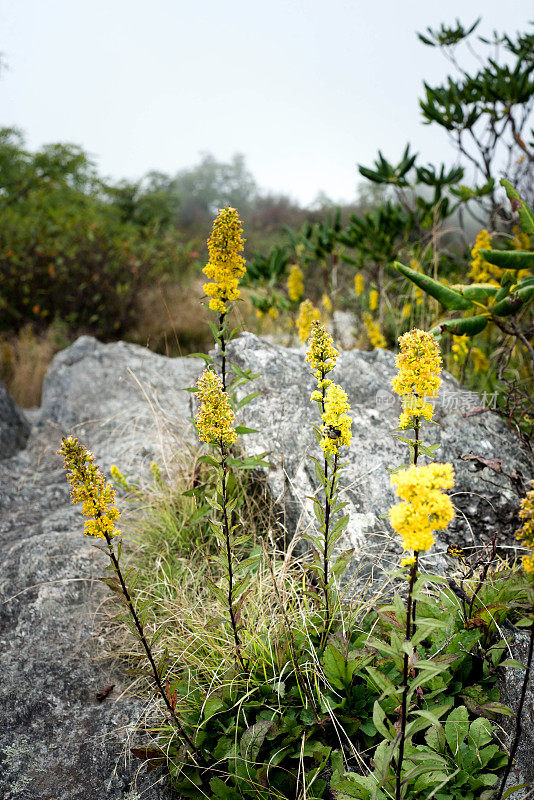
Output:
[59,207,534,800]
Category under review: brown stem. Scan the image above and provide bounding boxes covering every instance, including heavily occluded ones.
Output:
[322,452,338,640]
[220,448,248,673]
[104,534,199,754]
[218,312,227,391]
[395,553,419,800]
[410,419,420,637]
[496,614,534,800]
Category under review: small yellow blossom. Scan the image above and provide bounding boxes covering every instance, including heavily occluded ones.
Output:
[287,264,304,303]
[363,312,387,349]
[306,321,339,383]
[321,383,352,457]
[369,289,379,312]
[363,313,387,349]
[452,335,469,363]
[511,225,530,252]
[354,273,364,297]
[401,555,416,567]
[390,463,455,553]
[203,207,246,314]
[321,293,332,313]
[195,369,237,447]
[268,306,279,319]
[402,303,411,320]
[516,482,534,575]
[471,347,489,373]
[469,229,503,285]
[296,299,321,343]
[59,436,121,539]
[392,328,442,429]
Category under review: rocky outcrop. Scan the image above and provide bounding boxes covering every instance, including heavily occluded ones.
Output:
[0,339,200,800]
[1,333,533,798]
[0,380,29,459]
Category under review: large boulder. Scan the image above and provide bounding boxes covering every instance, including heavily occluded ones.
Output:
[0,380,29,459]
[0,338,200,800]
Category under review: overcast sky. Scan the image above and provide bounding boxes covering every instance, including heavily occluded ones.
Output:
[1,0,531,205]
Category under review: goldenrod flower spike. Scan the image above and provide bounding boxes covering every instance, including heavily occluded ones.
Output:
[369,288,379,312]
[287,264,304,303]
[516,482,534,575]
[354,273,364,297]
[321,383,352,457]
[58,435,120,539]
[389,463,455,553]
[203,207,246,314]
[363,312,387,349]
[296,299,321,344]
[195,369,237,447]
[392,327,442,430]
[306,321,338,383]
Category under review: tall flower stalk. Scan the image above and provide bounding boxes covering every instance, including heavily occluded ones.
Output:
[388,328,455,800]
[195,369,249,673]
[305,322,351,639]
[202,207,246,390]
[58,436,199,755]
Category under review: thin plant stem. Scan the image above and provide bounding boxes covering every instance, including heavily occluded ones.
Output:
[218,312,227,391]
[395,552,419,800]
[496,614,534,800]
[322,452,339,639]
[411,418,420,637]
[220,446,248,674]
[103,533,200,755]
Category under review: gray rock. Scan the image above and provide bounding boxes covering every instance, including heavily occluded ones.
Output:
[224,333,534,583]
[499,629,534,799]
[0,381,29,459]
[0,337,201,800]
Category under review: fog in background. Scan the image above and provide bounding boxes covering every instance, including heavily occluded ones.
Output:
[1,0,530,204]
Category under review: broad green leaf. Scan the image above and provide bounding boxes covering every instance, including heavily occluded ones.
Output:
[492,285,534,317]
[430,314,489,337]
[239,720,274,763]
[445,705,469,755]
[395,261,473,310]
[478,249,534,270]
[452,283,499,303]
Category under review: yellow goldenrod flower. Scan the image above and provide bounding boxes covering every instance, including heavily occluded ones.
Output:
[58,436,121,539]
[402,302,411,320]
[369,288,379,312]
[452,334,469,363]
[306,321,339,384]
[390,463,455,552]
[203,207,246,314]
[511,225,530,252]
[401,555,416,567]
[469,229,503,285]
[354,273,364,297]
[268,306,279,319]
[471,347,489,373]
[321,293,332,314]
[363,312,387,349]
[195,369,237,447]
[296,299,321,344]
[321,382,352,457]
[392,328,442,429]
[516,482,534,574]
[287,264,304,303]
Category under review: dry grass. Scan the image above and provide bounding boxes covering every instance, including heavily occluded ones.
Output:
[126,278,213,357]
[0,323,69,407]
